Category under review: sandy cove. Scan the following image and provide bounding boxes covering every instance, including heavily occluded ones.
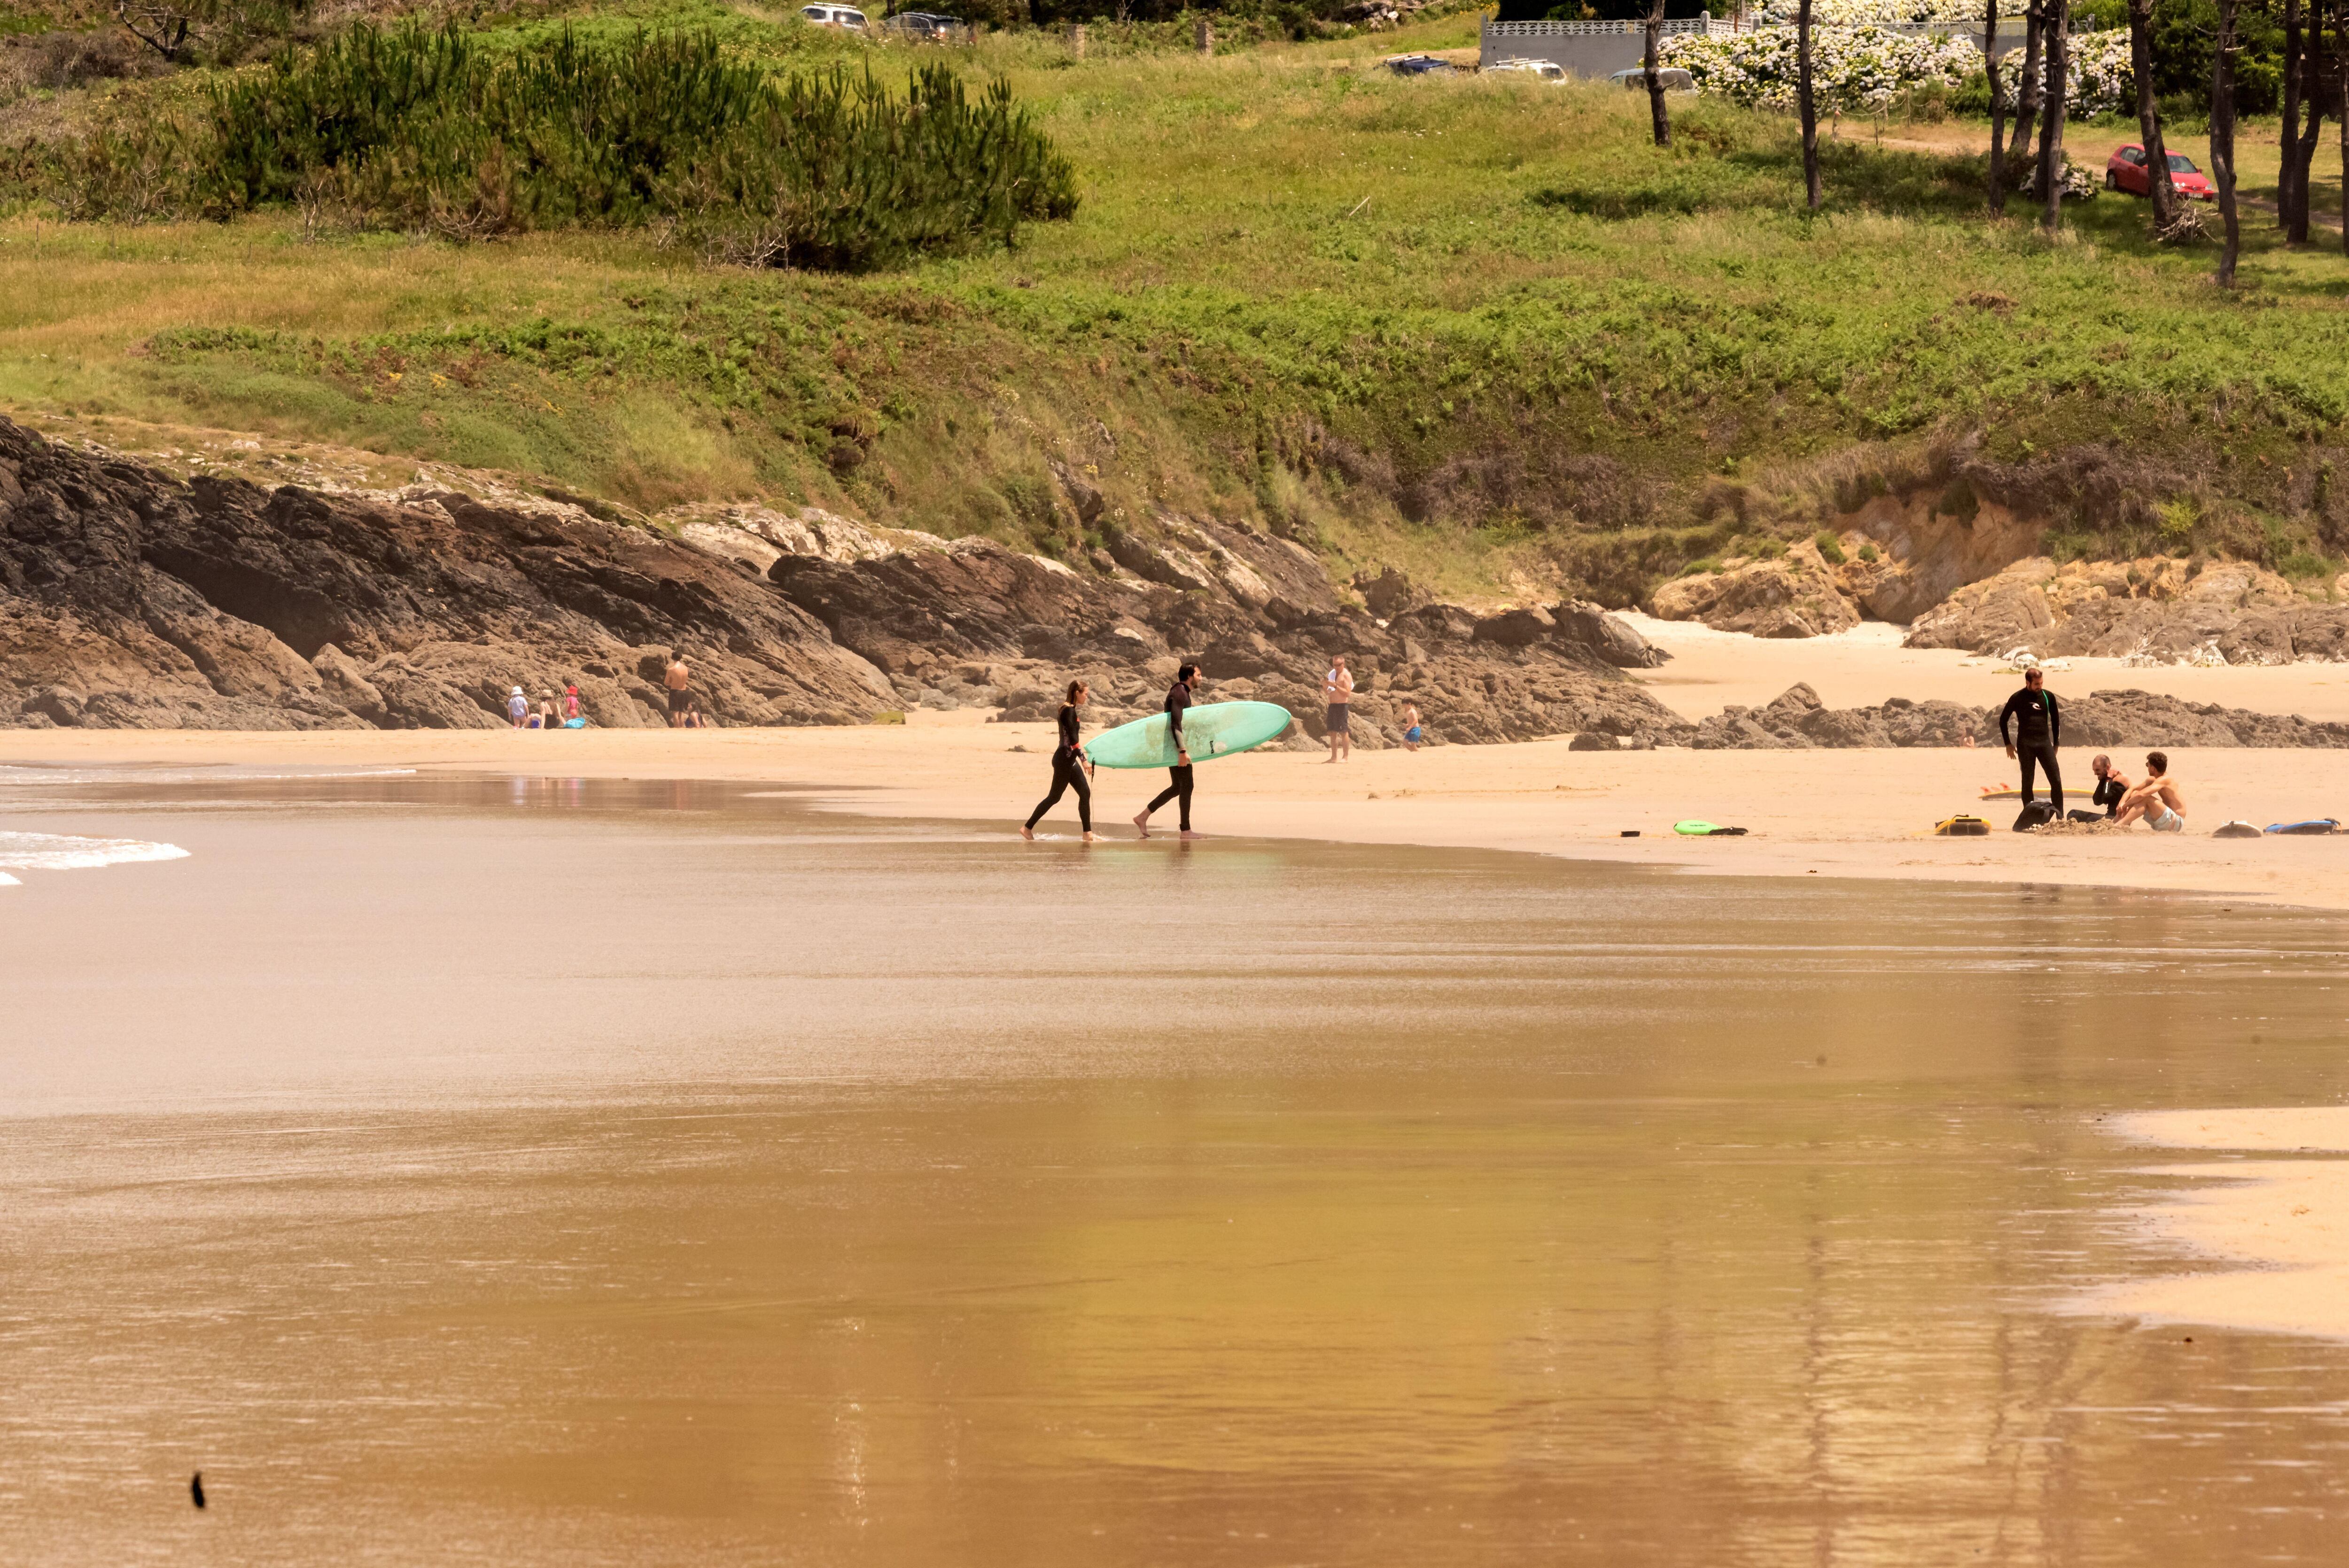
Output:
[7,719,2349,910]
[8,618,2349,908]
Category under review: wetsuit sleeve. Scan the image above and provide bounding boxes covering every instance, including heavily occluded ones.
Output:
[2047,691,2060,749]
[1167,688,1187,751]
[1999,692,2021,748]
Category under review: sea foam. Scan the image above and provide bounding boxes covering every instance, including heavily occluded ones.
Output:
[0,832,192,876]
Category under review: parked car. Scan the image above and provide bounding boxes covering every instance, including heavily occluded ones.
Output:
[801,4,868,27]
[1607,66,1696,92]
[883,10,960,37]
[1383,53,1457,76]
[1486,57,1567,81]
[2105,143,2217,201]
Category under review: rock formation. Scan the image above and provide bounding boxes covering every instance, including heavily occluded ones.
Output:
[1905,556,2349,664]
[1670,682,2349,750]
[0,416,1685,745]
[1649,540,1859,638]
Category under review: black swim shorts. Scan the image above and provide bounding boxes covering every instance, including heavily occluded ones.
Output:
[668,688,691,714]
[1326,703,1350,734]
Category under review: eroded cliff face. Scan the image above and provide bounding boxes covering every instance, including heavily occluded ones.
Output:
[1648,486,2349,665]
[0,417,1688,746]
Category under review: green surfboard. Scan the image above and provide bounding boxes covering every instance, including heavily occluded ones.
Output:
[1083,700,1294,769]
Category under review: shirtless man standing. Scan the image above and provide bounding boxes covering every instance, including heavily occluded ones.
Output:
[1322,654,1354,764]
[2115,751,2186,832]
[663,652,692,729]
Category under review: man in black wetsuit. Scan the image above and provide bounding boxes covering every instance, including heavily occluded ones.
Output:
[1133,663,1201,840]
[2000,667,2063,815]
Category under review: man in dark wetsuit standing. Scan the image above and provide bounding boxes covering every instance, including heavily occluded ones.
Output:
[1134,663,1202,840]
[1999,667,2063,815]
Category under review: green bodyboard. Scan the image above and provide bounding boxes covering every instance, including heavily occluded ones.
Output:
[1084,700,1294,769]
[1673,820,1747,837]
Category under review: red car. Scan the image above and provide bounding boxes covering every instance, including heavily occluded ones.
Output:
[2105,143,2217,201]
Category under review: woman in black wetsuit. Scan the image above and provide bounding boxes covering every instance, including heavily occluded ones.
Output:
[1020,680,1097,842]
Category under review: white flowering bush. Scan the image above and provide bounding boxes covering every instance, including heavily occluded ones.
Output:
[1661,23,1980,112]
[1751,0,2015,23]
[1664,17,2132,116]
[1996,28,2132,116]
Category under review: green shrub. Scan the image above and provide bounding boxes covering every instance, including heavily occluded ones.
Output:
[1680,556,1721,576]
[67,23,1078,267]
[2279,550,2334,581]
[1812,528,1846,565]
[1857,542,1880,563]
[2156,496,2200,550]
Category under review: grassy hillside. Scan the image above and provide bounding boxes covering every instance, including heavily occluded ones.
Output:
[6,6,2349,605]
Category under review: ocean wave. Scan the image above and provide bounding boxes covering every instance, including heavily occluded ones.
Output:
[0,765,417,786]
[0,832,192,874]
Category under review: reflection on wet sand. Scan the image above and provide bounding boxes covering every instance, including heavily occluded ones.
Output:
[5,776,2349,1567]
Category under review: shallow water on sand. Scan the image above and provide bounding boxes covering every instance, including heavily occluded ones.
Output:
[5,773,2349,1567]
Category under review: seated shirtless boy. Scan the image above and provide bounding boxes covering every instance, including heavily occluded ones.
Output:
[2114,751,2186,832]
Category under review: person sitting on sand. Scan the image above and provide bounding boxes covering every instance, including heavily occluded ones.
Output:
[2114,751,2186,833]
[2090,754,2131,819]
[1400,701,1423,753]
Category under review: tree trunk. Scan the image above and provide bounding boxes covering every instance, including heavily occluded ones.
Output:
[1800,0,1821,208]
[2038,0,2070,227]
[2287,12,2327,248]
[2128,0,2178,228]
[1644,0,1672,149]
[2283,0,2304,231]
[2011,0,2046,182]
[2213,0,2241,286]
[1985,0,2008,212]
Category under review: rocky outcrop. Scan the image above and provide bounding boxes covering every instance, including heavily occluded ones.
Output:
[0,417,1682,745]
[1649,542,1860,638]
[768,538,1688,747]
[1906,555,2349,665]
[0,417,898,730]
[1670,682,2349,750]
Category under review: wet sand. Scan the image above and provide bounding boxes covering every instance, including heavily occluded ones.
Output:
[2079,1109,2349,1342]
[8,773,2349,1566]
[9,725,2348,912]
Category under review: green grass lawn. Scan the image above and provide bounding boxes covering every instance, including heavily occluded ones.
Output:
[6,8,2349,601]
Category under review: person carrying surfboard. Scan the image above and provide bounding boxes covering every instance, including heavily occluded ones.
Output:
[1998,667,2063,817]
[1133,664,1202,840]
[1022,680,1098,843]
[1323,655,1353,764]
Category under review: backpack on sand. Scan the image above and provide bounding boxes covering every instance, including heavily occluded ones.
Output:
[1935,815,1990,837]
[2013,801,2057,831]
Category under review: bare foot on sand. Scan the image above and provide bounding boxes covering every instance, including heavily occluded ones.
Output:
[1132,811,1151,839]
[1082,831,1099,843]
[1019,826,1034,841]
[1179,830,1202,840]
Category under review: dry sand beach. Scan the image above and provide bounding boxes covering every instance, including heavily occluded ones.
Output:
[9,619,2349,910]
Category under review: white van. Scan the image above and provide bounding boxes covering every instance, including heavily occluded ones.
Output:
[1486,57,1567,81]
[801,4,869,27]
